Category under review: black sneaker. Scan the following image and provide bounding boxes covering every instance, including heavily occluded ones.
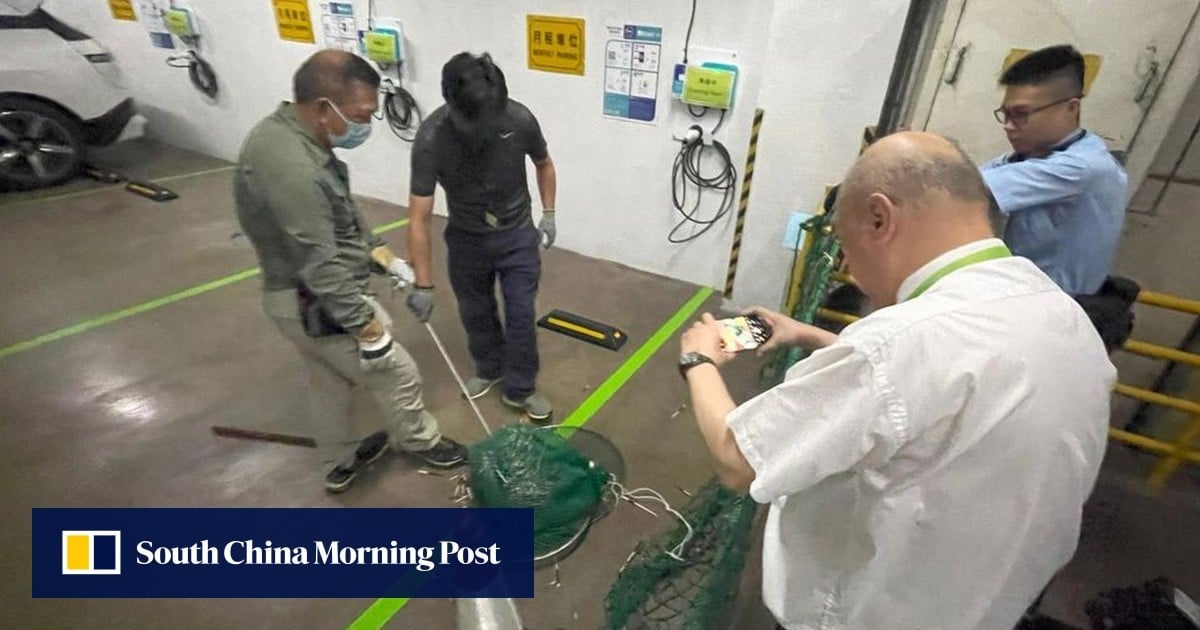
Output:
[324,431,390,493]
[413,437,468,469]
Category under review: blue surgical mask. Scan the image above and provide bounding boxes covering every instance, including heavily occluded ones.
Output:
[323,98,372,149]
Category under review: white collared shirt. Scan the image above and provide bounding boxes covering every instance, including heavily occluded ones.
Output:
[727,240,1115,629]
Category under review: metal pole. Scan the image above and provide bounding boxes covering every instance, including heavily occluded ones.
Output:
[874,0,944,138]
[455,597,522,630]
[424,322,493,436]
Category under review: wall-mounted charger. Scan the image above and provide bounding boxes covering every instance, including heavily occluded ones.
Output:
[363,27,403,65]
[680,62,739,110]
[163,7,199,39]
[671,63,687,98]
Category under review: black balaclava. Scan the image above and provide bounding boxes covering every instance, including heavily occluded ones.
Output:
[441,52,508,151]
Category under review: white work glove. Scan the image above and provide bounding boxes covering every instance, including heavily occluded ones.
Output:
[386,258,415,289]
[539,210,556,250]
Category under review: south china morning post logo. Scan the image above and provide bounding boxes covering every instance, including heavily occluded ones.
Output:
[61,531,121,575]
[131,537,499,571]
[33,508,534,598]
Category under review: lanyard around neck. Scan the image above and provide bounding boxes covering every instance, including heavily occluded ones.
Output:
[905,244,1012,301]
[1008,129,1086,163]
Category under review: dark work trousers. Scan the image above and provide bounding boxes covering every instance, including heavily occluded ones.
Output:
[1073,275,1140,354]
[444,222,542,400]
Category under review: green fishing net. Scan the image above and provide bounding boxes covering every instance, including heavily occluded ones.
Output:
[766,190,843,384]
[603,189,843,628]
[468,423,612,562]
[604,477,758,630]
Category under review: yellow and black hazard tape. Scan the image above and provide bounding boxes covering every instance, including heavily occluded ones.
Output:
[723,108,764,299]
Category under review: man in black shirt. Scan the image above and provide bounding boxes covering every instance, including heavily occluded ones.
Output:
[406,52,558,421]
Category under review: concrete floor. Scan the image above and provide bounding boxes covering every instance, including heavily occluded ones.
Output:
[0,140,771,629]
[3,140,1200,629]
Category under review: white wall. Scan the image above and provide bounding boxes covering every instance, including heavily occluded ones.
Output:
[41,0,907,309]
[42,0,314,161]
[737,0,908,308]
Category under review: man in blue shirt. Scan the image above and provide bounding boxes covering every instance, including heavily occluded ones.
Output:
[981,44,1128,297]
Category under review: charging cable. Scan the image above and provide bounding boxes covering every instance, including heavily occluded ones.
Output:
[378,77,421,142]
[367,0,419,141]
[670,109,735,243]
[166,50,218,99]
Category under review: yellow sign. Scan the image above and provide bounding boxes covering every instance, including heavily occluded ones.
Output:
[108,0,135,21]
[363,31,400,64]
[163,9,194,38]
[1002,49,1102,95]
[527,15,585,76]
[682,66,735,109]
[272,0,315,44]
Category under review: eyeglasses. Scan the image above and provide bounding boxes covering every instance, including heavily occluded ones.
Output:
[993,95,1080,126]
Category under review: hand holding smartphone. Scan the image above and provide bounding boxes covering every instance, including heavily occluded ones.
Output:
[716,314,774,352]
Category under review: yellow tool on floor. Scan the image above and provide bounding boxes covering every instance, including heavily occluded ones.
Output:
[125,180,178,202]
[83,165,123,183]
[537,309,627,350]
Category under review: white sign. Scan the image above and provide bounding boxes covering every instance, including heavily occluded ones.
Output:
[136,0,175,49]
[603,23,663,123]
[320,2,358,52]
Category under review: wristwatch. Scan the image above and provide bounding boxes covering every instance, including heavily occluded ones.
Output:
[678,351,716,380]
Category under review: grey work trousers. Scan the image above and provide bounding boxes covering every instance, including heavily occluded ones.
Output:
[262,290,442,469]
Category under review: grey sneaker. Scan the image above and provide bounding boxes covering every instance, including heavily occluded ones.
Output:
[501,391,553,422]
[464,376,501,400]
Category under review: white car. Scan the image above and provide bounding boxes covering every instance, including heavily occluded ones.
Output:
[0,0,143,189]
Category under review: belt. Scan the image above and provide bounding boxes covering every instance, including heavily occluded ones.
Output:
[449,208,531,233]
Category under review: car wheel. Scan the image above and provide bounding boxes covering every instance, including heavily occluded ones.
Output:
[0,96,84,190]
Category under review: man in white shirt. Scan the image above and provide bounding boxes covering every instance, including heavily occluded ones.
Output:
[678,131,1115,629]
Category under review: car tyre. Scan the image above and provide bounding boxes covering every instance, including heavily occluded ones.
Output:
[0,95,84,190]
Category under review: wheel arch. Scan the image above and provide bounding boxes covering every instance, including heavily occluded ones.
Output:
[0,92,84,124]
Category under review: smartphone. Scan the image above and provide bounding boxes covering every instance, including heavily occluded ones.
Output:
[717,314,773,352]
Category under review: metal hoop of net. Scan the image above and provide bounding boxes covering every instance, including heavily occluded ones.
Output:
[467,423,625,566]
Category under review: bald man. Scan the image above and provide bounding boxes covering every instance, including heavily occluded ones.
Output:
[235,50,467,493]
[679,132,1115,629]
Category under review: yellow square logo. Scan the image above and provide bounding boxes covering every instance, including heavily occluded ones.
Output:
[62,531,121,575]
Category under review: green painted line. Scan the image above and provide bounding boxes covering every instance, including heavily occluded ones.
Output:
[149,164,238,184]
[0,268,260,359]
[0,220,409,360]
[557,285,714,433]
[347,598,410,630]
[345,285,715,630]
[0,186,116,208]
[0,164,237,209]
[372,219,410,234]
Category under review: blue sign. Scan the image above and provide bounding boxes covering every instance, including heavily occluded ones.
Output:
[624,24,662,43]
[604,24,663,123]
[148,32,175,49]
[781,211,814,250]
[33,508,534,598]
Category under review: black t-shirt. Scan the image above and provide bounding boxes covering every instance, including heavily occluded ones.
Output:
[410,99,548,233]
